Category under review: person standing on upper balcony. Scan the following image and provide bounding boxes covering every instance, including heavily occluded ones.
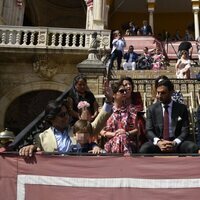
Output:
[183,29,194,41]
[125,21,138,36]
[110,31,126,70]
[122,45,139,70]
[139,20,153,36]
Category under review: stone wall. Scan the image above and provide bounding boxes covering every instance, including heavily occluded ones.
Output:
[0,51,105,132]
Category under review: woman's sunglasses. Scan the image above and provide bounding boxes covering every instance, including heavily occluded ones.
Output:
[118,89,127,94]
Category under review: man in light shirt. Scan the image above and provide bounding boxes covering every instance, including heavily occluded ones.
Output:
[139,79,198,154]
[19,81,113,156]
[110,31,126,70]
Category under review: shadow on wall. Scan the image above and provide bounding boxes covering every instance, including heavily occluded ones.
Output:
[4,90,62,135]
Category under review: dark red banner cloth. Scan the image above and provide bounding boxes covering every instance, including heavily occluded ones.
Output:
[1,154,200,200]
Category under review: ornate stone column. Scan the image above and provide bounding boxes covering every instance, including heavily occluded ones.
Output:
[147,0,155,34]
[2,0,25,25]
[85,0,94,29]
[93,0,103,21]
[192,0,200,39]
[77,32,106,97]
[85,0,109,30]
[0,0,5,24]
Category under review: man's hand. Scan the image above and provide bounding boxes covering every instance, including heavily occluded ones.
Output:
[157,140,175,152]
[88,146,101,154]
[19,145,40,157]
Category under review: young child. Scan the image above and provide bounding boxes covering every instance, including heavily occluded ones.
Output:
[71,119,103,154]
[77,101,99,143]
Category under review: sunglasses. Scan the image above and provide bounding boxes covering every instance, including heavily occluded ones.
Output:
[118,89,127,94]
[57,111,68,118]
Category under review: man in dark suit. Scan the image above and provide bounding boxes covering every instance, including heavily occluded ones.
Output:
[139,79,198,154]
[140,20,153,36]
[122,45,138,70]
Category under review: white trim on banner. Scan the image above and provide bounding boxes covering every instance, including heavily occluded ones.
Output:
[17,175,200,200]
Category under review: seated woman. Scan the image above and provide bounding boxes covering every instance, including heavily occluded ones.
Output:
[152,48,166,70]
[119,77,147,149]
[66,74,99,125]
[175,50,191,79]
[100,81,139,154]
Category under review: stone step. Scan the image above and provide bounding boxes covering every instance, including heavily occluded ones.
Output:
[112,67,200,79]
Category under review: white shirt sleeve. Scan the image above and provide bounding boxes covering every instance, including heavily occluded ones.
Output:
[102,102,113,113]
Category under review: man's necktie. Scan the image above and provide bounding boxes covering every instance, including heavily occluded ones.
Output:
[163,105,169,140]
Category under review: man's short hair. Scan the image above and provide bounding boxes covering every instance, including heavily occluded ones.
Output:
[45,100,66,121]
[156,79,174,92]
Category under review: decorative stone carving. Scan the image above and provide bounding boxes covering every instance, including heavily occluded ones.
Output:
[33,55,58,80]
[89,32,100,53]
[77,31,106,75]
[101,36,109,47]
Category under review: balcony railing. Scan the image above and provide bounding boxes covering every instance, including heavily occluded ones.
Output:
[0,25,111,50]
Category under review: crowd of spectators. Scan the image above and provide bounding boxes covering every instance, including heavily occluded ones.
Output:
[112,44,167,71]
[1,19,199,155]
[14,74,199,157]
[109,21,198,80]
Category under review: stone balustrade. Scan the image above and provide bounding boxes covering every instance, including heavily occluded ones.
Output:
[0,25,111,50]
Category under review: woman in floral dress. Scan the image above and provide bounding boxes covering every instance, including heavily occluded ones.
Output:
[100,81,138,154]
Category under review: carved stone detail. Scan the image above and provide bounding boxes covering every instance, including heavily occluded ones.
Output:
[33,55,58,80]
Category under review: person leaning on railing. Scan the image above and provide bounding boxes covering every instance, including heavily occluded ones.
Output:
[19,80,113,157]
[71,119,103,154]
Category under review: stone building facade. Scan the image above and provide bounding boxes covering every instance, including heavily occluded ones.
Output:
[0,0,199,133]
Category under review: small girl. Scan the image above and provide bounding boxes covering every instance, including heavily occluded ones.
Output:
[77,101,99,143]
